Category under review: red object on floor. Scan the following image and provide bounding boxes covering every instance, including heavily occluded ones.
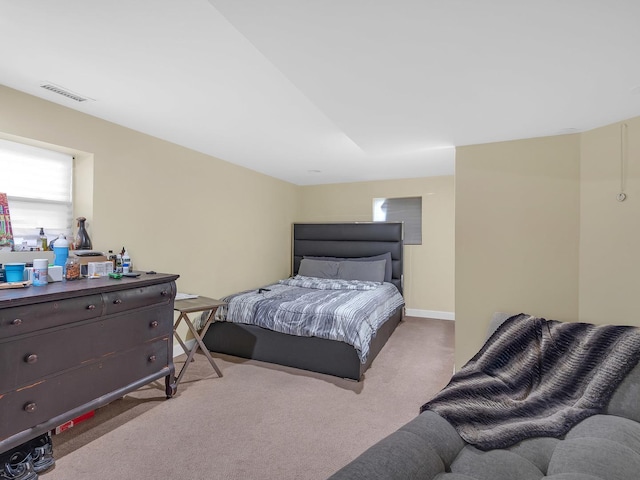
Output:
[54,410,95,434]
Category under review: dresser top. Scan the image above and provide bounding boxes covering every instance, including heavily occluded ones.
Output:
[0,272,180,307]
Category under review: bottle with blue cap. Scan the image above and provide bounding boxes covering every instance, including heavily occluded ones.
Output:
[52,235,70,268]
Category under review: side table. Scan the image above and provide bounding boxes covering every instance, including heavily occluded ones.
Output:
[173,296,226,388]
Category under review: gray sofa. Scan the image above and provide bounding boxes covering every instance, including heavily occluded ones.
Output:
[328,314,640,480]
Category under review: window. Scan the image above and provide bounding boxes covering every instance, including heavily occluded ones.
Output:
[0,138,73,248]
[373,196,422,245]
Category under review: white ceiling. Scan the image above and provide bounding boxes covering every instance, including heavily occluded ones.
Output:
[1,1,640,185]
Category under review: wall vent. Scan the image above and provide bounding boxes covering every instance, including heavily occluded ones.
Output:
[40,83,93,102]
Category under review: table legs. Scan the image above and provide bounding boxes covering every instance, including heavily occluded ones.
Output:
[173,308,223,389]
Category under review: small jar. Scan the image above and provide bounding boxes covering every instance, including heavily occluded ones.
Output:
[65,257,81,281]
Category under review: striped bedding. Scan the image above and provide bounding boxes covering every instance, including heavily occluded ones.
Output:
[215,276,404,363]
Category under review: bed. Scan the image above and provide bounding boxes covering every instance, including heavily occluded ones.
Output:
[202,222,405,381]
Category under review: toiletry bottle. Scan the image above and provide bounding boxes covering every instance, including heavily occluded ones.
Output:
[116,253,123,273]
[39,227,47,251]
[107,250,117,271]
[122,250,131,274]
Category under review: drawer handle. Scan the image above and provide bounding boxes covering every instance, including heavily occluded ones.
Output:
[24,402,37,413]
[25,354,38,364]
[87,304,96,310]
[113,299,122,305]
[150,320,159,328]
[11,318,23,326]
[148,355,157,363]
[161,290,169,297]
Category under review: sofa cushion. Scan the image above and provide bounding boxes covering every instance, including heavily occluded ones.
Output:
[449,446,544,480]
[506,437,560,474]
[547,436,640,479]
[565,414,640,455]
[544,475,605,480]
[433,475,478,479]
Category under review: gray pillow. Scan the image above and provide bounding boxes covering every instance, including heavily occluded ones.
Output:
[337,260,386,283]
[304,252,393,283]
[298,258,339,279]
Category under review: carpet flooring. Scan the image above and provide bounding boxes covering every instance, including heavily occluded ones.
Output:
[44,316,454,480]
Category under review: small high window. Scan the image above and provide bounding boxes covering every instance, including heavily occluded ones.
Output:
[373,196,422,245]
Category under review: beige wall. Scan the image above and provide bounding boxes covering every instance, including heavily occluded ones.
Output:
[579,117,640,324]
[0,85,300,299]
[0,85,454,344]
[455,136,581,367]
[299,176,455,314]
[9,82,639,370]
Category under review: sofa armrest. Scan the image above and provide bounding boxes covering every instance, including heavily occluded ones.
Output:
[486,312,515,341]
[328,412,465,480]
[606,361,640,423]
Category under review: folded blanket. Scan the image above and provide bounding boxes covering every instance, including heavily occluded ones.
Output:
[421,314,640,450]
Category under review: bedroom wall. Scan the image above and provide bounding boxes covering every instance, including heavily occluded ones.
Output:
[579,117,640,325]
[455,135,581,368]
[0,85,299,299]
[298,176,455,316]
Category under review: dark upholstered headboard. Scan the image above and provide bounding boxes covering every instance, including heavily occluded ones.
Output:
[292,222,404,294]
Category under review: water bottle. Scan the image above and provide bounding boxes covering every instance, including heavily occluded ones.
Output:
[122,250,131,274]
[52,235,70,268]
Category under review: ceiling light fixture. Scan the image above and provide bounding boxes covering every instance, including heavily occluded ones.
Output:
[556,128,579,135]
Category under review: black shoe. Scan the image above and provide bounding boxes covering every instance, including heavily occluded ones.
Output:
[28,433,54,474]
[0,450,37,480]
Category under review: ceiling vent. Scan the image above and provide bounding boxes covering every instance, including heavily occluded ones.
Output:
[40,83,93,102]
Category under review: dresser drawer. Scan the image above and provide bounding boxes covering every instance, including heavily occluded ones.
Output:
[103,282,174,316]
[0,305,173,393]
[0,339,171,439]
[0,294,104,340]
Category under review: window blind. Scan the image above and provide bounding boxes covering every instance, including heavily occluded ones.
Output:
[0,138,73,239]
[373,196,422,245]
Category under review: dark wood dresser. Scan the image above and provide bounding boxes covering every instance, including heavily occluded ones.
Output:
[0,272,179,453]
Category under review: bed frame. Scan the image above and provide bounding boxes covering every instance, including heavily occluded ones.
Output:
[202,222,404,380]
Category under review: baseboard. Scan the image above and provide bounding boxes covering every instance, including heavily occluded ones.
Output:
[173,338,196,358]
[405,309,455,321]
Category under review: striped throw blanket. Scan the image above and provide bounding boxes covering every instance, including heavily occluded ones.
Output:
[421,314,640,450]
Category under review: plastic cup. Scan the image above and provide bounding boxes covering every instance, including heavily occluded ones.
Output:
[4,263,25,282]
